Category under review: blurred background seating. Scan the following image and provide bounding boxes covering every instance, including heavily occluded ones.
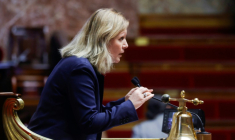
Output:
[11,75,47,96]
[7,26,48,65]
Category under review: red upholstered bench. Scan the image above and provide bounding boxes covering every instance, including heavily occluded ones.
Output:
[206,129,235,140]
[186,99,235,120]
[124,45,235,63]
[138,71,235,90]
[104,72,132,88]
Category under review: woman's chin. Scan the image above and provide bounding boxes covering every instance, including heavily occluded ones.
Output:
[112,59,120,63]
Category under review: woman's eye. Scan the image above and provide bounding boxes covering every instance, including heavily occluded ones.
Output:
[119,37,124,41]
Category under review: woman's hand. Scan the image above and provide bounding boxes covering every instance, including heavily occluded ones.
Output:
[125,87,153,101]
[125,87,138,101]
[128,87,154,109]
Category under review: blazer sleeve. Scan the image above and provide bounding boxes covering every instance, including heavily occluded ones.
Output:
[102,97,125,110]
[67,64,138,135]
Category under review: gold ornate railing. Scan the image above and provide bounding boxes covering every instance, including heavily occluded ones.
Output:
[1,92,51,140]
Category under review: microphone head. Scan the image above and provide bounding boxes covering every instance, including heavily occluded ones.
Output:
[133,76,140,83]
[131,77,140,86]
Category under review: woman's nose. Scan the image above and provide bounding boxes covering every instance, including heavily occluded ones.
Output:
[123,40,128,49]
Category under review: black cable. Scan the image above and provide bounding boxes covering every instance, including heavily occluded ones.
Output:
[190,112,205,132]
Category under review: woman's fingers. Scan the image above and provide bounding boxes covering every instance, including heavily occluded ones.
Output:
[136,87,148,93]
[147,89,153,92]
[144,93,154,101]
[128,87,155,109]
[129,87,139,94]
[142,92,153,98]
[125,87,139,101]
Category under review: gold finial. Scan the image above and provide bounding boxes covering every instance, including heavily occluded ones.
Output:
[192,98,204,105]
[181,90,185,98]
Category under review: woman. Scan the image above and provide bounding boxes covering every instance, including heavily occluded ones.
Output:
[28,8,154,140]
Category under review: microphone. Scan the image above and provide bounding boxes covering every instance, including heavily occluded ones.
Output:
[131,76,207,133]
[131,77,141,87]
[131,76,177,109]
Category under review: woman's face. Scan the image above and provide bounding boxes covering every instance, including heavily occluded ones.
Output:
[108,29,128,63]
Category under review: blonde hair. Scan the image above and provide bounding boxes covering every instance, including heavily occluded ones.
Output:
[60,8,129,74]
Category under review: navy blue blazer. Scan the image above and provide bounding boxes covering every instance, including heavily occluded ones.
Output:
[28,56,138,140]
